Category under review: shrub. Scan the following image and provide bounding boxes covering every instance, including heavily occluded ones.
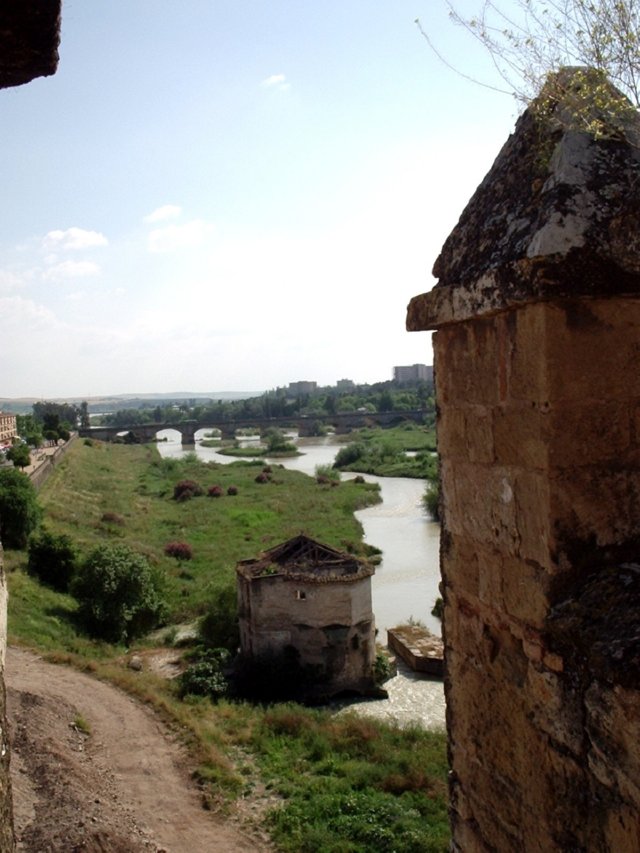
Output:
[315,464,340,484]
[422,480,440,521]
[431,596,444,620]
[333,442,366,468]
[83,438,93,447]
[178,648,231,700]
[27,528,78,592]
[226,485,238,496]
[255,472,270,484]
[71,543,166,643]
[164,540,193,561]
[199,585,240,653]
[101,511,125,527]
[173,479,203,501]
[0,468,41,549]
[207,485,224,498]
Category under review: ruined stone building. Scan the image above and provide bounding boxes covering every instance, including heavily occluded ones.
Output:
[236,534,376,699]
[0,5,62,849]
[408,68,640,851]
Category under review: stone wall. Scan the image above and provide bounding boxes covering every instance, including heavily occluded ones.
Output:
[28,433,78,492]
[0,546,12,853]
[408,70,640,851]
[0,7,62,849]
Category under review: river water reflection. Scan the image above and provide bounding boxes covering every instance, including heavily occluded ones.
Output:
[156,432,442,636]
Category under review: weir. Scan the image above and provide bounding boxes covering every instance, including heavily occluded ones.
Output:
[408,69,640,851]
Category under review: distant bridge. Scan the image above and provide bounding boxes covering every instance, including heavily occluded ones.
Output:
[80,410,428,445]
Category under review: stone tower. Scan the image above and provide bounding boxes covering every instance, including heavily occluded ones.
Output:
[407,69,640,851]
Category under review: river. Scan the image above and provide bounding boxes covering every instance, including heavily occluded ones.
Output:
[156,431,442,635]
[157,430,446,729]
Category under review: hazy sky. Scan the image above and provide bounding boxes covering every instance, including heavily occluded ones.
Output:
[1,1,519,398]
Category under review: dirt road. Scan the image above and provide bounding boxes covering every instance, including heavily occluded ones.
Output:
[6,647,270,853]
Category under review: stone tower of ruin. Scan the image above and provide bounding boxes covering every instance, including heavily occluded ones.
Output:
[408,69,640,851]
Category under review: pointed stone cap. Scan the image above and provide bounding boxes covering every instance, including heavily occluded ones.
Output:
[407,68,640,330]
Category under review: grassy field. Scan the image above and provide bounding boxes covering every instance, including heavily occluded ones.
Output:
[4,439,449,851]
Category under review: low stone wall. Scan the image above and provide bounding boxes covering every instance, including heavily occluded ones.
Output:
[28,433,78,491]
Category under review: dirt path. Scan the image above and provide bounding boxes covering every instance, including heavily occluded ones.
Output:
[6,647,271,853]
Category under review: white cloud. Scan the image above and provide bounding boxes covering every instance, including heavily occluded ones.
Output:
[143,204,182,224]
[0,269,24,294]
[45,260,101,281]
[147,219,215,253]
[260,73,290,91]
[43,227,109,251]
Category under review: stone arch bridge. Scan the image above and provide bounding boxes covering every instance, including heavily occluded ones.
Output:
[80,409,428,445]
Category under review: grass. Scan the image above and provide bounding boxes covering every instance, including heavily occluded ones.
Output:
[334,425,438,479]
[5,438,449,850]
[11,441,381,629]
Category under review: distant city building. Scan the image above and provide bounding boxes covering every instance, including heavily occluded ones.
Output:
[336,379,355,389]
[236,535,377,700]
[288,380,317,396]
[0,412,17,448]
[393,364,433,384]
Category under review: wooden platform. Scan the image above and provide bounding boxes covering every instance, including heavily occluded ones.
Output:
[387,625,444,677]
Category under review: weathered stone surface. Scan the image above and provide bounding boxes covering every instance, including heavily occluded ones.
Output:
[0,2,61,90]
[411,69,640,852]
[407,70,640,331]
[0,547,13,853]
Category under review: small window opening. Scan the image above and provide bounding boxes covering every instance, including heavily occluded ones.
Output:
[296,590,307,600]
[351,635,360,650]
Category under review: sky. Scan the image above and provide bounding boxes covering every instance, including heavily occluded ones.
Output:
[0,1,521,398]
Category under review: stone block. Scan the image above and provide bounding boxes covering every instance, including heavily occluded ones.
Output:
[514,469,554,568]
[507,303,551,402]
[436,406,467,461]
[465,406,495,465]
[546,400,631,469]
[525,665,583,754]
[440,533,480,599]
[444,461,521,555]
[551,465,640,549]
[434,320,501,407]
[545,299,640,403]
[501,554,551,627]
[585,682,640,807]
[604,805,640,852]
[493,403,546,469]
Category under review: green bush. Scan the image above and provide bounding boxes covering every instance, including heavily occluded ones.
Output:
[314,463,340,484]
[333,442,366,468]
[71,543,166,643]
[179,648,231,699]
[199,585,239,653]
[0,468,41,549]
[27,528,77,592]
[423,480,440,521]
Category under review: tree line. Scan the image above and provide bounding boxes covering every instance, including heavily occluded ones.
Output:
[98,380,436,428]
